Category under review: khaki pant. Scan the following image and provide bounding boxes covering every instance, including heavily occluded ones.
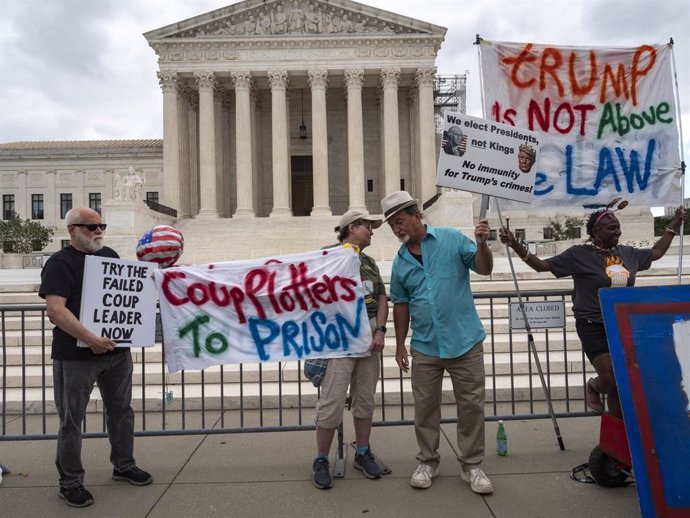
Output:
[314,318,380,429]
[411,342,486,469]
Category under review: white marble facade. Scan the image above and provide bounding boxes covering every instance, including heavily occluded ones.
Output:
[0,0,662,248]
[0,140,163,230]
[145,0,446,218]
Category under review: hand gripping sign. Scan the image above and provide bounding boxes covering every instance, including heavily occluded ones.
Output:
[79,256,158,347]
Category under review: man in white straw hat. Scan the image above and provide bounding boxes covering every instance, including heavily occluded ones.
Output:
[381,191,495,494]
[311,210,389,490]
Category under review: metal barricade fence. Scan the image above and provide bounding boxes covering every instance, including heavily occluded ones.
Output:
[0,289,592,442]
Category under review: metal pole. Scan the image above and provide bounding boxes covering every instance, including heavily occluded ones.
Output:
[496,199,565,450]
[475,35,564,449]
[670,38,686,283]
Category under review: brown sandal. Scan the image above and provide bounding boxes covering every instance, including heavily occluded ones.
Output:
[586,378,604,414]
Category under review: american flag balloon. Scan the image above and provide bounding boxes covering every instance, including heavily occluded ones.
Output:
[136,225,184,268]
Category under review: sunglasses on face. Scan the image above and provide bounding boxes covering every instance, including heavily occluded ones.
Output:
[72,223,107,231]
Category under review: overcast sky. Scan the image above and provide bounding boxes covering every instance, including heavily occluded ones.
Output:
[1,0,688,193]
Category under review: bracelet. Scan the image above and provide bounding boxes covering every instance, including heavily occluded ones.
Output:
[519,248,531,261]
[665,227,678,235]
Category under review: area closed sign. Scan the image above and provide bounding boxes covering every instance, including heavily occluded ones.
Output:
[509,301,565,330]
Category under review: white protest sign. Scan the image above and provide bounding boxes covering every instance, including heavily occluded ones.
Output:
[152,246,372,373]
[509,301,566,330]
[437,111,540,203]
[78,256,158,347]
[480,40,680,208]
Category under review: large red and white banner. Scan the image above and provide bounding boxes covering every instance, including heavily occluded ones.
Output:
[153,247,371,372]
[480,40,682,208]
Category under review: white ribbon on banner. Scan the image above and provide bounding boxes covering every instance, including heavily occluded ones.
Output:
[152,246,371,372]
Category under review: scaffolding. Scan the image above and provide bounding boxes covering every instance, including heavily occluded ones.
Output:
[433,73,468,134]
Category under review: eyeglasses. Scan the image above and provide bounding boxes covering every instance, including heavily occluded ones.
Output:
[71,223,107,231]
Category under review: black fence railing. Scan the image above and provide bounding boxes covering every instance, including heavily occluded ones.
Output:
[422,192,442,210]
[0,289,593,442]
[145,200,177,218]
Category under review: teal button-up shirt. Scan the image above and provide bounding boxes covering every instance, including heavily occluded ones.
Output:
[390,225,486,359]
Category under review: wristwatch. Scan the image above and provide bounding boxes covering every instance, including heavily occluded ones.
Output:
[375,325,387,334]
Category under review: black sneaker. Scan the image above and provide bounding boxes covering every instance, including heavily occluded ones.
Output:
[59,485,94,507]
[312,457,332,489]
[112,466,153,486]
[354,448,382,479]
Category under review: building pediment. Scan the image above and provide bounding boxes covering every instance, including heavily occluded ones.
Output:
[144,0,446,41]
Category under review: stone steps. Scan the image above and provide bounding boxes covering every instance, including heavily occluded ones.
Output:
[2,350,593,386]
[1,372,591,413]
[0,332,589,369]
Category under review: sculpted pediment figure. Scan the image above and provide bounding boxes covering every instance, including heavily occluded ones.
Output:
[148,0,441,39]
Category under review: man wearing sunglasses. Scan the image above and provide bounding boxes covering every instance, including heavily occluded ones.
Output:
[39,207,152,508]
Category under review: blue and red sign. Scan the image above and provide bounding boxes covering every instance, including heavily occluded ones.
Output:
[600,285,690,518]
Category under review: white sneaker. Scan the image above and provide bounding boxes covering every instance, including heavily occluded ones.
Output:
[461,467,494,494]
[410,463,439,489]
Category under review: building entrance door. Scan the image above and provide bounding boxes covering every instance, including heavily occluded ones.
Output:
[291,155,313,216]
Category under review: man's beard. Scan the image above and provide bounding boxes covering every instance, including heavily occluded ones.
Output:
[397,234,410,244]
[75,233,103,253]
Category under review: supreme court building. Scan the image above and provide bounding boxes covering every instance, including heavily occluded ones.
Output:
[0,0,660,259]
[145,0,446,219]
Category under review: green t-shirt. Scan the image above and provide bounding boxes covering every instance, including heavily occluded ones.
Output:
[359,251,387,319]
[323,244,386,319]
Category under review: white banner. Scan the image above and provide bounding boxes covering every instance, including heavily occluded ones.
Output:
[153,247,371,372]
[437,111,540,203]
[79,256,158,348]
[480,40,681,208]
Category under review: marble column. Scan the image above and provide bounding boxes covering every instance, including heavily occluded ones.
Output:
[268,70,292,217]
[416,66,438,206]
[408,86,420,199]
[177,84,191,218]
[195,71,219,218]
[214,84,226,217]
[221,96,233,218]
[344,68,366,212]
[251,90,261,216]
[376,87,384,196]
[232,71,255,217]
[308,69,331,215]
[188,96,200,217]
[158,71,180,211]
[381,67,401,197]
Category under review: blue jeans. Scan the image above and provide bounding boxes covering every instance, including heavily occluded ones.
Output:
[53,351,135,489]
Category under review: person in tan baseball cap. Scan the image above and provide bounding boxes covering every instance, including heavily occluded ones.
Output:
[311,209,388,489]
[334,209,383,233]
[381,190,495,494]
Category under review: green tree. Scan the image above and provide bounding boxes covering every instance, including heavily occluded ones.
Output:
[547,216,584,241]
[0,216,54,254]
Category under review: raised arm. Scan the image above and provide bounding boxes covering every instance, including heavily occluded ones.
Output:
[499,227,553,273]
[473,219,493,275]
[650,206,687,261]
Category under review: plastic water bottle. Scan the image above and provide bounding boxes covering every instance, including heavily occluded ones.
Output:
[496,420,508,456]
